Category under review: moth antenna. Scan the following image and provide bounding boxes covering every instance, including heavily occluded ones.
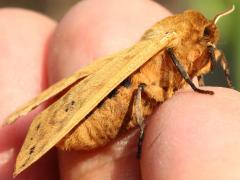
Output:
[213,5,235,24]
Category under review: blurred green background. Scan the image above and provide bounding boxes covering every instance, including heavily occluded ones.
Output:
[0,0,239,89]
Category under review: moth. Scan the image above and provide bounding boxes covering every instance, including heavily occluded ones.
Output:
[4,6,235,176]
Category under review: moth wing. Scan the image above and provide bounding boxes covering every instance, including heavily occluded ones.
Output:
[4,50,126,125]
[14,32,176,176]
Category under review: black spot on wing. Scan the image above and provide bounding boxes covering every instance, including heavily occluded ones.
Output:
[65,100,76,112]
[108,89,118,98]
[97,101,104,108]
[20,163,26,168]
[29,146,35,154]
[36,123,41,130]
[121,77,131,88]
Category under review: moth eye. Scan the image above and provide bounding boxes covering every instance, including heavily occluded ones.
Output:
[203,27,211,37]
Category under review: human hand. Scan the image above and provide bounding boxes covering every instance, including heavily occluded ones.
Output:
[1,0,240,180]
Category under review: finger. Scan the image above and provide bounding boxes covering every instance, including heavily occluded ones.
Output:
[0,8,58,180]
[142,87,240,180]
[47,0,171,179]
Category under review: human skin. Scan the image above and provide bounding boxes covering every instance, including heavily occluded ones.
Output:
[1,0,240,180]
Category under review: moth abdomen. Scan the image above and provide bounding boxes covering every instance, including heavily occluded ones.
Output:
[57,52,170,151]
[57,85,134,150]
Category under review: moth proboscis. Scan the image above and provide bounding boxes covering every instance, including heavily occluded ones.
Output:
[3,5,235,176]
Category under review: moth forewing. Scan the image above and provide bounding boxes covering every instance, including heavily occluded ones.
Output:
[14,32,177,176]
[3,49,128,125]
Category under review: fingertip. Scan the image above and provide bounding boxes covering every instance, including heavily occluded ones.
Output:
[141,88,240,179]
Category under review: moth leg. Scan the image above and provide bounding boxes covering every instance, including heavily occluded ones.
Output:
[208,45,217,70]
[209,45,233,88]
[167,48,214,95]
[135,83,145,159]
[220,53,233,88]
[197,75,205,86]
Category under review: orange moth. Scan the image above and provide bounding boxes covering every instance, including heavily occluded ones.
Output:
[4,6,235,176]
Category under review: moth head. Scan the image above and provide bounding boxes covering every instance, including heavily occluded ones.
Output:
[201,5,235,46]
[185,5,235,84]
